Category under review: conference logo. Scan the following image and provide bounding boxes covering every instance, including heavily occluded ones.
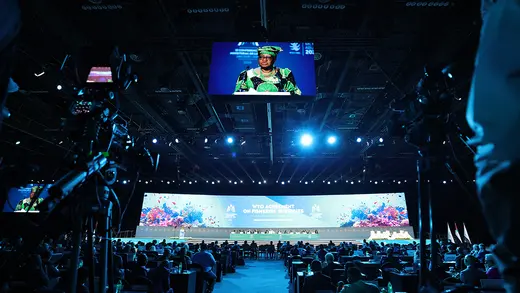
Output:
[225,204,237,220]
[290,43,301,52]
[310,204,322,219]
[237,42,260,47]
[226,204,236,213]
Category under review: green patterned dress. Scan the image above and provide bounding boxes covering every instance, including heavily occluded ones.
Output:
[234,67,302,95]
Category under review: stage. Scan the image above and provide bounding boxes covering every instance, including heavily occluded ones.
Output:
[134,226,415,244]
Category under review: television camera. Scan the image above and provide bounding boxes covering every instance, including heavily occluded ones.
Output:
[390,66,458,291]
[0,49,152,293]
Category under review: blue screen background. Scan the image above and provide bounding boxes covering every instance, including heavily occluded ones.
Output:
[208,42,316,96]
[140,193,409,228]
[3,184,50,212]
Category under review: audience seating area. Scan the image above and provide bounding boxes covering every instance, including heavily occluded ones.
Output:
[0,236,506,293]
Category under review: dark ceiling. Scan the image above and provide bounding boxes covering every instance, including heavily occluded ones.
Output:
[3,0,481,185]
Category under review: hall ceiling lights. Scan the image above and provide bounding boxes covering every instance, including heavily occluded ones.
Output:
[301,4,346,9]
[405,2,452,7]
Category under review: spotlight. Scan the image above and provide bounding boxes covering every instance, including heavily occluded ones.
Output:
[300,133,313,146]
[379,137,384,143]
[263,180,266,183]
[327,136,337,145]
[175,138,180,143]
[356,137,362,143]
[122,180,127,184]
[204,137,208,143]
[15,141,20,145]
[281,181,285,185]
[305,181,308,184]
[152,138,158,144]
[226,136,234,144]
[57,84,63,90]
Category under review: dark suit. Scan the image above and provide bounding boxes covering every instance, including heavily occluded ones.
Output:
[303,273,335,293]
[322,262,343,277]
[455,254,465,270]
[149,267,171,293]
[460,266,487,287]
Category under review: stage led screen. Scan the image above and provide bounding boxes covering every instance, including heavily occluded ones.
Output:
[208,42,316,96]
[2,184,50,212]
[139,193,409,228]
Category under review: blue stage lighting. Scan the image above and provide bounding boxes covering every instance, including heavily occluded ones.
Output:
[226,137,234,144]
[327,136,337,145]
[356,137,362,143]
[379,137,384,143]
[152,138,158,144]
[300,134,313,146]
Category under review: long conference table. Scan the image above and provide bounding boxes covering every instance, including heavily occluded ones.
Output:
[229,233,320,241]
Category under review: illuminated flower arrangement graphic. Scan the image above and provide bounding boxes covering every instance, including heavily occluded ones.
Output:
[140,198,219,228]
[337,201,409,228]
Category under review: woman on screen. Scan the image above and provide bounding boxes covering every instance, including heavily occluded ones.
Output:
[234,46,302,95]
[15,186,44,212]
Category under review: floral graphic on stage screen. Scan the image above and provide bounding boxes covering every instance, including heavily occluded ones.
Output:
[140,194,219,228]
[336,193,409,227]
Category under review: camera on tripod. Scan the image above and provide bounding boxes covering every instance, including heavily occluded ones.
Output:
[390,65,456,150]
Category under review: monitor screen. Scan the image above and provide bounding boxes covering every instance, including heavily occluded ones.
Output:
[3,184,51,213]
[208,42,316,96]
[86,66,113,83]
[139,192,409,228]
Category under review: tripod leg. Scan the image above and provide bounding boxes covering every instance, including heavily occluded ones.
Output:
[86,216,96,293]
[417,159,429,287]
[69,219,83,293]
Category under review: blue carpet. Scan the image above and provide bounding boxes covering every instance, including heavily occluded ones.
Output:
[214,260,290,293]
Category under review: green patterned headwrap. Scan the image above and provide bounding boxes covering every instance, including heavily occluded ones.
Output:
[258,46,283,57]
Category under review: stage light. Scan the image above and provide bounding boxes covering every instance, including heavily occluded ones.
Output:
[375,181,378,184]
[229,180,232,183]
[204,137,208,143]
[167,181,170,184]
[57,84,63,90]
[152,138,158,144]
[300,134,313,146]
[240,180,243,183]
[206,181,209,183]
[15,141,20,145]
[212,181,215,184]
[281,181,285,185]
[334,180,337,183]
[327,181,331,184]
[350,181,354,184]
[145,181,149,184]
[327,136,337,145]
[175,138,180,143]
[379,137,384,143]
[443,180,446,184]
[234,182,237,184]
[122,180,127,184]
[258,182,262,185]
[226,136,234,144]
[305,181,308,184]
[217,180,220,183]
[356,137,362,143]
[398,181,401,184]
[189,181,192,184]
[288,180,291,183]
[263,180,266,183]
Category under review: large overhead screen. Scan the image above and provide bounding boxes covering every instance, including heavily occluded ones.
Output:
[139,193,409,229]
[208,42,316,97]
[2,185,50,212]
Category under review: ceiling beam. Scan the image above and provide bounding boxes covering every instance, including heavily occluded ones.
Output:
[177,52,226,133]
[318,17,370,132]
